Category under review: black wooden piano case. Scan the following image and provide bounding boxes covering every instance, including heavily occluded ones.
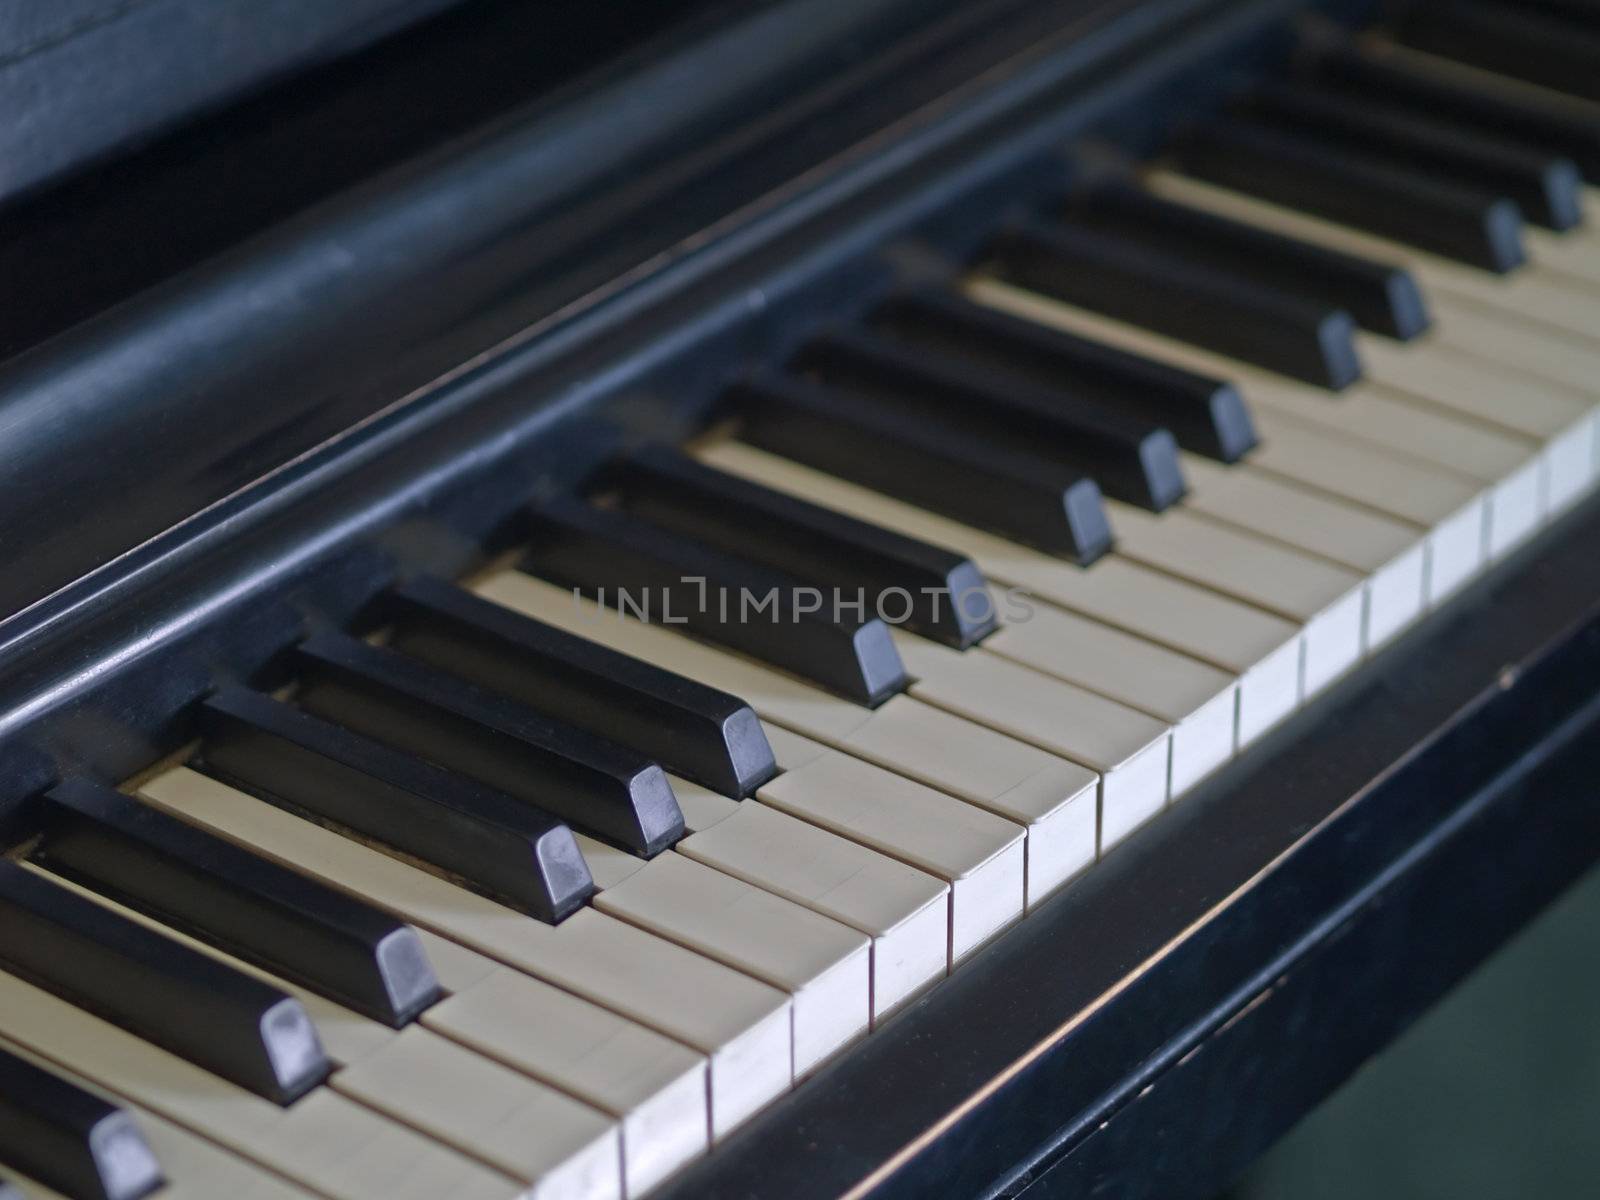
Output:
[1,0,1597,1196]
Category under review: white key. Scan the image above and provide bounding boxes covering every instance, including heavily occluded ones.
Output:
[1425,290,1600,403]
[424,965,707,1198]
[1103,500,1367,696]
[966,278,1540,567]
[25,867,622,1200]
[696,440,1303,746]
[575,797,947,1021]
[1527,225,1600,285]
[0,969,529,1200]
[1142,168,1600,344]
[890,632,1169,848]
[334,1030,620,1200]
[980,603,1238,795]
[477,571,1093,906]
[676,802,949,1019]
[137,769,790,1143]
[0,1036,313,1200]
[593,854,870,1074]
[571,775,742,888]
[667,775,742,832]
[425,967,702,1194]
[1242,411,1489,600]
[1179,454,1427,648]
[1358,335,1599,518]
[760,726,1029,955]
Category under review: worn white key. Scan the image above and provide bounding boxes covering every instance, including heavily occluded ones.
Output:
[418,949,707,1196]
[0,1036,313,1200]
[576,799,947,1021]
[1241,411,1489,600]
[26,867,622,1200]
[760,726,1030,952]
[676,802,949,1019]
[1104,500,1367,696]
[890,632,1169,848]
[477,572,1093,905]
[1358,335,1599,518]
[980,602,1238,795]
[1143,168,1600,344]
[0,969,528,1200]
[1179,454,1427,648]
[137,769,790,1143]
[696,440,1303,747]
[1527,225,1600,284]
[666,775,741,833]
[1424,291,1600,409]
[334,1029,620,1200]
[967,278,1543,565]
[594,854,870,1074]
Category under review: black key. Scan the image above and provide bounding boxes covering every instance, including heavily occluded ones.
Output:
[0,1044,163,1200]
[199,688,594,921]
[384,575,778,797]
[870,290,1258,461]
[522,495,907,706]
[1313,44,1600,181]
[987,217,1362,389]
[604,445,996,647]
[1175,116,1528,272]
[1396,0,1600,103]
[294,632,684,857]
[797,328,1189,506]
[0,862,328,1104]
[1247,82,1585,230]
[1068,183,1431,339]
[31,779,441,1028]
[729,372,1112,562]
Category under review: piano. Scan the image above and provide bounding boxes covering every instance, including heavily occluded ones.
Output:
[2,0,1598,1196]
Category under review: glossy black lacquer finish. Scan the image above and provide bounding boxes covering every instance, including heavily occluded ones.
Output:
[0,1045,164,1200]
[0,863,329,1104]
[199,689,594,921]
[607,446,997,647]
[523,496,908,706]
[32,779,441,1027]
[869,290,1259,461]
[386,575,778,797]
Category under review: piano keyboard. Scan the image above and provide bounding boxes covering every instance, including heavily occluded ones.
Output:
[5,17,1600,1200]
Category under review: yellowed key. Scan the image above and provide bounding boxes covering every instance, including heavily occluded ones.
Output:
[676,801,949,1019]
[478,571,1097,905]
[890,632,1169,847]
[26,866,622,1200]
[760,726,1031,948]
[137,769,791,1143]
[0,1035,314,1200]
[0,969,530,1200]
[698,440,1303,746]
[1179,454,1426,648]
[1144,168,1600,344]
[969,279,1543,565]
